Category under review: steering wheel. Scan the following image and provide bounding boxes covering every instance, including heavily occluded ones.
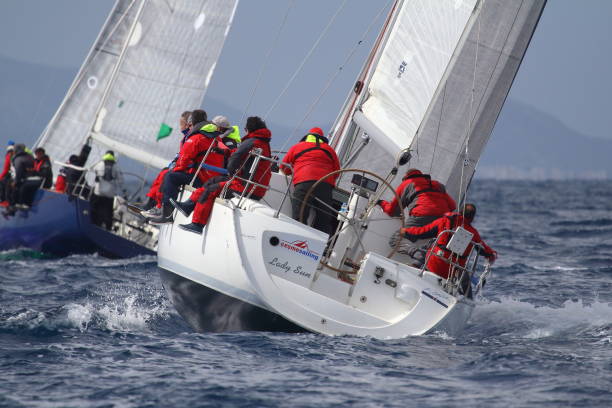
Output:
[298,168,405,277]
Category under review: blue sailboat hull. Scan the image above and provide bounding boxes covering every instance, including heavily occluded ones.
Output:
[0,189,154,258]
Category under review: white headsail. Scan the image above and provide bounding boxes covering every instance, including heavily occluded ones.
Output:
[36,0,238,169]
[333,0,546,200]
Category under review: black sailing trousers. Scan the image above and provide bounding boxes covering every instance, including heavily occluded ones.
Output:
[291,180,334,236]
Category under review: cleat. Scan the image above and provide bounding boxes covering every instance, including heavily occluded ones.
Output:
[178,222,203,234]
[170,198,195,217]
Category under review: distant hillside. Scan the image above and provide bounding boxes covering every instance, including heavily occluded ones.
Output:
[0,55,76,148]
[480,100,612,179]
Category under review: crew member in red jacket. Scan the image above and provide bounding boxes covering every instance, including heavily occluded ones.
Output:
[280,127,340,235]
[0,141,15,205]
[34,147,53,189]
[146,111,229,223]
[402,203,497,286]
[379,168,456,227]
[137,111,194,212]
[170,116,272,234]
[132,110,198,214]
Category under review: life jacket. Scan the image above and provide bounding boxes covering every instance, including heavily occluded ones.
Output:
[221,125,241,151]
[425,213,483,280]
[230,128,272,199]
[34,155,53,188]
[175,123,225,181]
[398,171,455,217]
[401,173,438,205]
[294,134,335,162]
[432,214,470,260]
[281,133,340,186]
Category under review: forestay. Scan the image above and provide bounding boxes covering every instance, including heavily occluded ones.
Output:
[36,0,238,170]
[335,0,546,201]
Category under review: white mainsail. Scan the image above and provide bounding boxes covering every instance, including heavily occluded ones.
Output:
[334,0,546,200]
[36,0,238,169]
[360,0,478,154]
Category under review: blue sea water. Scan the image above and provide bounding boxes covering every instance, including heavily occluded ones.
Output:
[1,180,611,408]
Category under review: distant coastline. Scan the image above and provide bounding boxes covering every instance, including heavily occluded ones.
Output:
[476,166,609,180]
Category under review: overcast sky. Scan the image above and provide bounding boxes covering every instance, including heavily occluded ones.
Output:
[0,0,611,142]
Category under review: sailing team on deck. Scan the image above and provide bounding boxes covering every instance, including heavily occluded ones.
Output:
[1,106,495,284]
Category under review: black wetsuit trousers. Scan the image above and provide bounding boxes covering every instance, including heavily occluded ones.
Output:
[0,177,10,202]
[13,180,40,206]
[162,171,202,207]
[90,194,114,230]
[291,181,334,236]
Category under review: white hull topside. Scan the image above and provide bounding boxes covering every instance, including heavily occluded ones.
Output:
[157,173,474,339]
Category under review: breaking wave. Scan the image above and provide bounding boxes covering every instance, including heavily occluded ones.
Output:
[472,296,612,339]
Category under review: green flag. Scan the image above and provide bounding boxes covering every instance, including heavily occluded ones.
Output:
[156,122,173,141]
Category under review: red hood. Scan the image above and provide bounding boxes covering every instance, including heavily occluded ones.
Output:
[244,128,271,140]
[403,169,423,180]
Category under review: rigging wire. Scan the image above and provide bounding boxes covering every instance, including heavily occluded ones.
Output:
[275,0,393,155]
[263,0,349,120]
[239,0,296,127]
[428,84,447,174]
[458,0,486,225]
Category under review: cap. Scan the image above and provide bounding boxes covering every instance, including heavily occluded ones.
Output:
[308,127,324,137]
[7,140,15,146]
[102,151,116,162]
[212,115,231,129]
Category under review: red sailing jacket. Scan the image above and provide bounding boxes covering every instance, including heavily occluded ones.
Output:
[55,174,67,193]
[280,138,340,186]
[380,170,456,217]
[173,124,227,183]
[227,128,272,199]
[0,152,12,180]
[402,212,496,279]
[34,155,53,188]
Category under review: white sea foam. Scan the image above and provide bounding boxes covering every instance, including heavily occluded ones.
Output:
[98,294,158,332]
[473,297,612,338]
[532,264,589,272]
[64,303,93,332]
[62,291,169,334]
[4,309,46,329]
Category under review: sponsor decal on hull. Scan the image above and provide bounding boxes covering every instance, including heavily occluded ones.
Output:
[280,240,319,261]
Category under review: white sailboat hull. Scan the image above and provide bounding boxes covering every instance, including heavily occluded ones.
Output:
[157,193,474,339]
